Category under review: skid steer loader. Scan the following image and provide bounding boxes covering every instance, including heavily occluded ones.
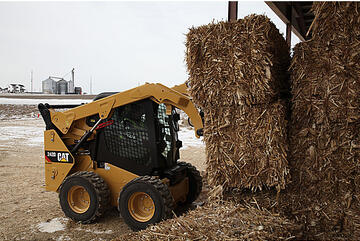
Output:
[38,83,203,231]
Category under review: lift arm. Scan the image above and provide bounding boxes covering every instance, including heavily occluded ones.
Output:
[47,83,203,137]
[171,83,189,97]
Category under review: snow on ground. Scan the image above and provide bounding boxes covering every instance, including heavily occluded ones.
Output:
[0,98,89,105]
[0,125,44,145]
[36,218,112,236]
[37,218,68,233]
[178,127,204,149]
[28,135,44,146]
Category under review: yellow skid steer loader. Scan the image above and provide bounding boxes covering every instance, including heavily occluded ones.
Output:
[38,83,203,230]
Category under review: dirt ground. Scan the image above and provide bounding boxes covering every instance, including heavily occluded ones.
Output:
[0,116,206,241]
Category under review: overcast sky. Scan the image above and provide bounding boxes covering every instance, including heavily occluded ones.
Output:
[0,1,300,94]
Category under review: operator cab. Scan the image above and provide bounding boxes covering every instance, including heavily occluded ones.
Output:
[88,99,185,184]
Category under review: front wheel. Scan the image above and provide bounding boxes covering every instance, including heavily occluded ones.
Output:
[118,176,174,231]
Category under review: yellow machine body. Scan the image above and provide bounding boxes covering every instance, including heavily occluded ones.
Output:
[42,83,203,207]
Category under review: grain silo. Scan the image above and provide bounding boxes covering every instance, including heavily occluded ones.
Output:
[56,79,68,95]
[42,78,56,94]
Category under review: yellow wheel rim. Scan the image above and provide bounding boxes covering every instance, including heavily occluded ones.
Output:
[128,192,155,222]
[67,185,90,214]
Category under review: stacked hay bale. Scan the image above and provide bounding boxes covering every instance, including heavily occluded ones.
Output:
[284,2,360,239]
[186,15,291,191]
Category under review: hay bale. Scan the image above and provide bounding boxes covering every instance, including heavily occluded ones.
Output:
[287,110,360,225]
[284,3,360,237]
[291,39,360,127]
[204,101,290,191]
[116,200,300,241]
[310,2,360,41]
[186,14,290,109]
[287,70,360,239]
[290,37,360,183]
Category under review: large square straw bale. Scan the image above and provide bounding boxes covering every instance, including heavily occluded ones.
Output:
[186,14,290,108]
[204,101,290,191]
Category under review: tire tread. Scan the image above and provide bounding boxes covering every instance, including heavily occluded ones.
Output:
[178,162,202,203]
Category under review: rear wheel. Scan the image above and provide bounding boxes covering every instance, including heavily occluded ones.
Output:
[118,176,174,231]
[178,162,202,204]
[59,171,110,223]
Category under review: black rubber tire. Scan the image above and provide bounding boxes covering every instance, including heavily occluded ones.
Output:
[178,162,202,204]
[118,176,174,231]
[59,171,110,224]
